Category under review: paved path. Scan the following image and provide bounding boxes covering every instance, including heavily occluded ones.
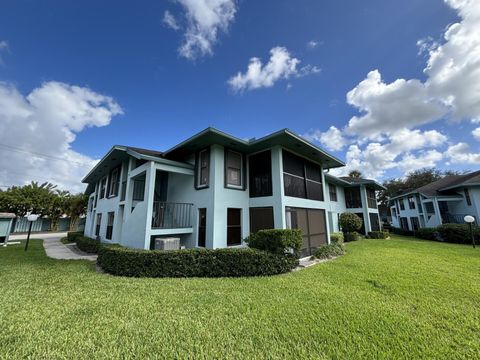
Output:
[10,232,97,261]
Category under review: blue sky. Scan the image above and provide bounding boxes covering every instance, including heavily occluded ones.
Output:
[1,0,479,191]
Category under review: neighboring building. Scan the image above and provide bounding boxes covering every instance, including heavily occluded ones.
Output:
[389,171,480,231]
[82,128,383,257]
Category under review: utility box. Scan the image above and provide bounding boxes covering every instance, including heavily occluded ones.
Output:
[0,213,16,246]
[154,237,181,250]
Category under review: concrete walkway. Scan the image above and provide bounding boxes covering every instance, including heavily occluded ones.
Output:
[9,232,97,261]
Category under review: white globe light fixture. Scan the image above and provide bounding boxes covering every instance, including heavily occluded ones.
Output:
[24,214,39,251]
[464,215,476,248]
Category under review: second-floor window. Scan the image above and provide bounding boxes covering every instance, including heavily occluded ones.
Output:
[249,150,272,197]
[345,187,362,208]
[95,213,102,236]
[282,150,323,201]
[196,148,210,189]
[399,199,405,210]
[108,167,120,197]
[329,184,337,202]
[225,149,243,188]
[99,178,107,199]
[367,188,377,209]
[465,188,472,206]
[408,196,415,210]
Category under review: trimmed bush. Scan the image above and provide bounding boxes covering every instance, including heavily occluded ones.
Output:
[67,231,83,243]
[314,243,345,260]
[436,224,480,244]
[339,213,363,233]
[245,229,302,255]
[97,246,299,278]
[76,236,102,254]
[344,232,361,242]
[330,232,344,244]
[391,227,415,236]
[416,228,437,241]
[368,231,389,239]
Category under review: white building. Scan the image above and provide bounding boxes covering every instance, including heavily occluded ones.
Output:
[389,171,480,231]
[83,128,383,257]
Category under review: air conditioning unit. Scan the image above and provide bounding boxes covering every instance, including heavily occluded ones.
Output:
[154,237,181,250]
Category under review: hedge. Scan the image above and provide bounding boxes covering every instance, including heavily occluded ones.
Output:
[67,231,83,243]
[393,223,479,245]
[97,247,299,278]
[314,243,345,260]
[245,229,302,255]
[416,228,437,241]
[76,236,102,254]
[368,231,390,239]
[330,232,344,244]
[391,227,415,236]
[344,232,361,242]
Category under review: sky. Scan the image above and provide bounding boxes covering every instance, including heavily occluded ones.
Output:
[1,0,480,192]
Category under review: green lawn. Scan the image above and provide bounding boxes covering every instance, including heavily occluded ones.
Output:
[1,237,479,359]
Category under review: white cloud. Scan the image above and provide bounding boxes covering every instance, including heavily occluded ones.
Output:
[228,47,320,92]
[0,82,122,192]
[307,40,319,49]
[304,126,347,152]
[398,150,444,173]
[163,10,180,31]
[345,0,480,138]
[445,142,480,164]
[472,127,480,140]
[168,0,237,60]
[0,40,9,65]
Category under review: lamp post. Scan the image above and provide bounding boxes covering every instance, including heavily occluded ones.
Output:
[464,215,476,249]
[24,214,39,252]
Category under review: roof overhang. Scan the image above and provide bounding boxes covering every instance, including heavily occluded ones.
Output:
[165,127,345,168]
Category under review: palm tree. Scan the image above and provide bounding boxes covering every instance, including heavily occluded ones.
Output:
[348,170,363,179]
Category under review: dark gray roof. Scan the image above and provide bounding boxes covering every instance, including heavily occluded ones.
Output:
[339,177,386,190]
[127,146,164,158]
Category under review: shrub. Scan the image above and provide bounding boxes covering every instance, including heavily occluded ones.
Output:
[344,232,361,242]
[67,231,83,243]
[339,213,363,233]
[97,247,299,278]
[416,228,437,241]
[76,236,102,254]
[391,227,415,236]
[330,232,344,244]
[314,243,345,260]
[245,229,302,256]
[368,231,389,239]
[436,224,480,244]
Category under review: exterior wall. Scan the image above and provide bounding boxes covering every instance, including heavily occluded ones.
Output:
[325,182,346,233]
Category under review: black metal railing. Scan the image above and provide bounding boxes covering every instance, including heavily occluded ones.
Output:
[152,202,193,229]
[120,180,127,201]
[441,214,476,224]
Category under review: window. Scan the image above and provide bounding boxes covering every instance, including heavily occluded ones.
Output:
[249,150,272,197]
[424,202,435,214]
[88,197,94,212]
[249,207,274,234]
[408,196,415,210]
[399,199,405,210]
[286,207,327,257]
[465,188,472,206]
[400,217,408,230]
[283,150,323,201]
[132,175,145,201]
[367,188,377,209]
[196,149,210,189]
[392,207,397,217]
[225,149,243,188]
[95,213,102,237]
[198,208,206,247]
[227,208,242,246]
[345,187,362,208]
[329,184,337,202]
[369,213,380,231]
[410,217,420,231]
[99,178,107,199]
[108,167,120,197]
[106,212,114,240]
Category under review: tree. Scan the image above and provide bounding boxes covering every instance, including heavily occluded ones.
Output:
[348,170,362,178]
[64,193,88,231]
[339,213,363,233]
[0,182,58,216]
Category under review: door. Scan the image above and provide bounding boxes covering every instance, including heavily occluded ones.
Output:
[198,208,206,247]
[286,207,327,257]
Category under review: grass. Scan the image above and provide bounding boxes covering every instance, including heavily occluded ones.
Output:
[0,236,479,359]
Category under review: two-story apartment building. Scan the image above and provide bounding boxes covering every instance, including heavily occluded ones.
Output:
[389,171,480,231]
[82,128,383,257]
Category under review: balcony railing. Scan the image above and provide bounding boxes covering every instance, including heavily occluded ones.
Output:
[152,202,193,229]
[441,214,476,225]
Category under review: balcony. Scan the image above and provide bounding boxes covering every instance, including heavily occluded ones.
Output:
[152,201,193,229]
[441,214,476,225]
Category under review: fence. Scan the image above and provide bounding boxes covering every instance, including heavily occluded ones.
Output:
[11,217,85,234]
